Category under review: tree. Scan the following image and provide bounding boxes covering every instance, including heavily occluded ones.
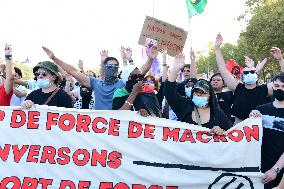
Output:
[237,0,284,79]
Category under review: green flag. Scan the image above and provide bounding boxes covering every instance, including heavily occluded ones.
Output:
[186,0,207,18]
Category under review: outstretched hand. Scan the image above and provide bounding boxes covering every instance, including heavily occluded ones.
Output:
[100,50,108,62]
[125,47,133,61]
[4,44,12,56]
[271,47,283,60]
[256,58,268,73]
[42,46,55,60]
[244,56,255,68]
[146,46,158,59]
[215,33,223,48]
[172,53,185,71]
[78,59,84,71]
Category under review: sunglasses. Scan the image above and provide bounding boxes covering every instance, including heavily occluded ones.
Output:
[35,71,48,77]
[243,70,256,75]
[104,64,119,68]
[130,74,145,81]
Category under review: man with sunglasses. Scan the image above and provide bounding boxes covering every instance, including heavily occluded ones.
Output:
[0,44,14,106]
[215,34,284,124]
[42,46,158,110]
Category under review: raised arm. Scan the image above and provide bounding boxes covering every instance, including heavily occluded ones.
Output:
[42,46,90,88]
[140,47,158,75]
[162,48,169,82]
[125,47,134,65]
[99,49,108,80]
[120,46,128,67]
[271,47,284,72]
[266,47,284,96]
[4,44,15,94]
[215,34,239,91]
[189,48,197,78]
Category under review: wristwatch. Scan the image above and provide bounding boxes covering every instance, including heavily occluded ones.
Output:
[272,167,281,174]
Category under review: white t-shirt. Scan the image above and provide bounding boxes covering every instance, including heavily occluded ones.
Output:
[10,85,28,106]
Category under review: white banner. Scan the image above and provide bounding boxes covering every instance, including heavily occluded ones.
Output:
[0,106,263,189]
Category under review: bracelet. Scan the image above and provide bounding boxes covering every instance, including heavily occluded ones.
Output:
[125,100,133,106]
[128,59,133,63]
[5,54,12,60]
[162,63,167,66]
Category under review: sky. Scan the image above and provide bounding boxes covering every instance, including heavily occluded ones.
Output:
[0,0,247,69]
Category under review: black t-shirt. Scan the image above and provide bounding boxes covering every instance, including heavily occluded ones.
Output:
[176,82,185,96]
[216,91,233,120]
[232,83,268,120]
[164,81,231,130]
[257,103,284,188]
[26,88,73,108]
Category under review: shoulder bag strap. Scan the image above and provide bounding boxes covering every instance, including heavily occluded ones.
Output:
[43,88,60,105]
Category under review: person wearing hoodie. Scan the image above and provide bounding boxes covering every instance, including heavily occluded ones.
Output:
[164,53,232,134]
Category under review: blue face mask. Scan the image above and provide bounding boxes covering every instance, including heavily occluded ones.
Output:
[243,73,258,85]
[192,96,208,107]
[185,87,192,98]
[37,79,50,89]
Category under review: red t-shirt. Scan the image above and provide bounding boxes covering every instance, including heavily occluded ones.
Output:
[0,84,13,106]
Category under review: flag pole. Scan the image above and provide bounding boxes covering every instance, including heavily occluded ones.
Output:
[152,0,155,17]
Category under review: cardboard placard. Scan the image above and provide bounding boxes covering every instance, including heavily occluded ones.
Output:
[138,16,188,57]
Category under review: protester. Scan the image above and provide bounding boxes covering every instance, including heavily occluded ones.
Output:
[164,53,231,134]
[250,72,284,189]
[42,46,157,110]
[21,61,73,109]
[210,72,234,121]
[112,66,162,117]
[0,44,14,106]
[215,34,284,124]
[10,67,28,106]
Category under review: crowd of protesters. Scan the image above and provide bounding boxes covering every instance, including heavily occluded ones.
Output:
[0,34,284,188]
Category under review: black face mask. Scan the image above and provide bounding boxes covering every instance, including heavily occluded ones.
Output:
[273,89,284,101]
[125,79,139,93]
[104,66,118,84]
[80,87,92,109]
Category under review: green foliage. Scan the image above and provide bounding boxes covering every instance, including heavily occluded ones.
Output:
[196,0,284,80]
[237,0,284,79]
[196,43,243,74]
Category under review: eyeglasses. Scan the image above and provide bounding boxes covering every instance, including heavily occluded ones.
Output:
[130,74,145,81]
[35,71,48,77]
[243,70,256,75]
[104,64,119,68]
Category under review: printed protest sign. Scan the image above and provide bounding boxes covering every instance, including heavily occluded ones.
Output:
[138,16,188,57]
[0,106,263,188]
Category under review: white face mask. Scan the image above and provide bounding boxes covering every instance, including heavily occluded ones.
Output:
[185,87,192,98]
[243,73,258,85]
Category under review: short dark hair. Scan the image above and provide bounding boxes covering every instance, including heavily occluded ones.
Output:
[210,72,224,83]
[103,57,119,66]
[272,72,284,83]
[181,64,190,72]
[14,67,22,78]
